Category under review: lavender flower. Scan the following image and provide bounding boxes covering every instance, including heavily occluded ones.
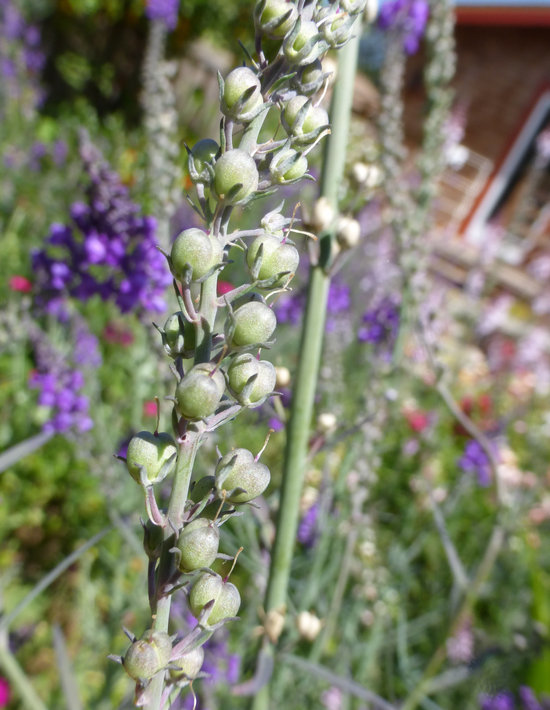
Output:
[480,693,516,710]
[378,0,430,55]
[358,296,400,352]
[32,137,171,315]
[276,281,350,330]
[30,368,93,434]
[145,0,179,30]
[458,439,491,487]
[519,687,543,710]
[298,502,320,548]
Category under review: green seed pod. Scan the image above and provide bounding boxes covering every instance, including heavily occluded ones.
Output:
[255,0,298,39]
[270,147,308,184]
[126,431,177,485]
[189,573,241,625]
[340,0,367,14]
[216,448,271,502]
[177,518,220,572]
[292,59,326,95]
[318,7,354,48]
[175,363,225,420]
[162,312,196,359]
[221,67,263,123]
[227,354,276,407]
[246,233,299,284]
[123,629,172,682]
[189,138,219,184]
[231,301,277,347]
[283,19,320,66]
[190,475,217,504]
[282,95,329,146]
[214,149,259,205]
[169,645,204,681]
[171,228,223,282]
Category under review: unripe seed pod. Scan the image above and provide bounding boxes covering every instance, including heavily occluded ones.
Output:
[317,6,354,47]
[246,233,299,284]
[126,431,177,485]
[231,301,276,346]
[189,138,219,184]
[227,354,276,407]
[214,149,259,205]
[162,312,196,358]
[216,448,271,502]
[283,19,320,66]
[335,215,361,249]
[177,518,220,572]
[292,59,325,95]
[143,519,165,559]
[171,228,223,282]
[175,363,225,420]
[189,573,241,625]
[221,67,263,122]
[270,148,308,184]
[256,0,298,39]
[169,645,204,681]
[341,0,368,14]
[190,475,217,504]
[283,96,329,145]
[275,365,291,388]
[123,630,172,682]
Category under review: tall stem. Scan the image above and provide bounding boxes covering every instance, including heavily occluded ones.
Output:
[252,28,361,710]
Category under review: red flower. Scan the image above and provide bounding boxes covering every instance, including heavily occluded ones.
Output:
[404,409,430,433]
[9,275,32,293]
[0,677,10,707]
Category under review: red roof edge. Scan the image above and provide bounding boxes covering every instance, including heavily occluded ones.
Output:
[456,7,550,25]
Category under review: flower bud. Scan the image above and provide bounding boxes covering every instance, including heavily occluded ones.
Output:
[123,630,172,682]
[270,147,308,184]
[283,19,321,66]
[189,573,241,625]
[216,448,271,502]
[214,149,259,205]
[255,0,298,39]
[282,96,329,146]
[310,196,335,233]
[230,301,276,347]
[170,645,204,682]
[175,363,225,420]
[177,518,220,572]
[296,610,323,641]
[275,365,291,388]
[171,228,223,282]
[317,411,337,433]
[221,67,263,123]
[227,353,276,407]
[126,431,177,485]
[246,233,299,285]
[335,215,361,249]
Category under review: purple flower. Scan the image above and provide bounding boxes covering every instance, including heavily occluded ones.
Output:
[378,0,430,55]
[275,291,305,326]
[358,296,400,354]
[32,136,171,316]
[519,687,543,710]
[145,0,179,30]
[458,440,492,487]
[479,692,516,710]
[298,502,320,548]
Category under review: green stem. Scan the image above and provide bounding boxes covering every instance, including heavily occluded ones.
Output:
[0,635,49,710]
[252,27,361,710]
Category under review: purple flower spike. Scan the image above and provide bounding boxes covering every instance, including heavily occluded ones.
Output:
[378,0,430,55]
[458,439,492,487]
[145,0,180,30]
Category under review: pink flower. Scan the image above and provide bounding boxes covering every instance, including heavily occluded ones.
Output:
[0,677,10,707]
[217,280,233,296]
[404,409,429,433]
[9,275,32,293]
[143,400,157,418]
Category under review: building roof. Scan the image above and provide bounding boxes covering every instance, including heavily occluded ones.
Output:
[452,0,550,25]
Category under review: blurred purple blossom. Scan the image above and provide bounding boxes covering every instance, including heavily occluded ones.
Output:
[358,296,400,355]
[457,439,492,487]
[519,687,543,710]
[479,693,516,710]
[32,136,171,315]
[145,0,179,30]
[378,0,430,55]
[298,501,320,548]
[326,281,351,332]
